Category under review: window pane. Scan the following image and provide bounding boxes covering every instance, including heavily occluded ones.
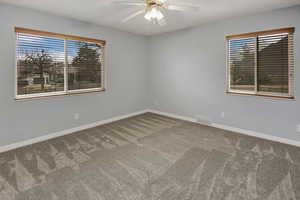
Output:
[229,38,255,91]
[67,40,103,91]
[258,34,289,94]
[16,33,65,95]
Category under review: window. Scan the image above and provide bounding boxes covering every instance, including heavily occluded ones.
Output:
[227,27,294,99]
[15,27,105,100]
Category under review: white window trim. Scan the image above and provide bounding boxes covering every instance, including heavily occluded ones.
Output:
[14,29,106,100]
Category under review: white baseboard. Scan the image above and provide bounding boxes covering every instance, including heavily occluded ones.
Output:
[211,123,300,148]
[148,109,300,148]
[147,109,197,123]
[1,108,299,153]
[0,110,149,154]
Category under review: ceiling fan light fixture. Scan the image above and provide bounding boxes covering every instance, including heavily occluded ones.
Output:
[117,0,201,25]
[144,6,164,21]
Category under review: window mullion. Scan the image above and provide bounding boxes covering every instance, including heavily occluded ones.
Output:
[254,37,258,94]
[64,39,68,94]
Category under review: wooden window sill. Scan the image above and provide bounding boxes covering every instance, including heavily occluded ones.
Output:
[226,91,294,100]
[15,88,105,101]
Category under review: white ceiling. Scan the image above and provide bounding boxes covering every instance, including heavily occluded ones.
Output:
[1,0,300,35]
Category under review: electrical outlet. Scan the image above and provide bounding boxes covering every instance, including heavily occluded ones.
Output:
[74,113,80,120]
[195,115,211,125]
[221,112,225,118]
[297,124,300,133]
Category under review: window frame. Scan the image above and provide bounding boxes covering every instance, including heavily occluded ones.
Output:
[226,27,295,99]
[14,27,106,100]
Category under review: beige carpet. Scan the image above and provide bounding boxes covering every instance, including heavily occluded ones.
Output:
[0,113,300,200]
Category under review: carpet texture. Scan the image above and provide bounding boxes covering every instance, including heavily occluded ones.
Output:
[0,113,300,200]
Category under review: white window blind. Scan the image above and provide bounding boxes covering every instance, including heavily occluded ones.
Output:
[15,27,106,100]
[227,27,295,99]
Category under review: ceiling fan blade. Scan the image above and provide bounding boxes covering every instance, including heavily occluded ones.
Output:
[112,0,145,6]
[166,4,200,12]
[166,5,185,11]
[122,10,145,22]
[155,0,167,3]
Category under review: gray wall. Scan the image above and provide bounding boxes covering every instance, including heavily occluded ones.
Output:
[1,3,300,147]
[149,6,300,142]
[0,4,149,146]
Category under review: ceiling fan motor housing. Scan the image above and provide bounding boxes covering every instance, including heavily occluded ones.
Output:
[147,0,164,7]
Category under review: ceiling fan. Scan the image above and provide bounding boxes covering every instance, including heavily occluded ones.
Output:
[112,0,200,25]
